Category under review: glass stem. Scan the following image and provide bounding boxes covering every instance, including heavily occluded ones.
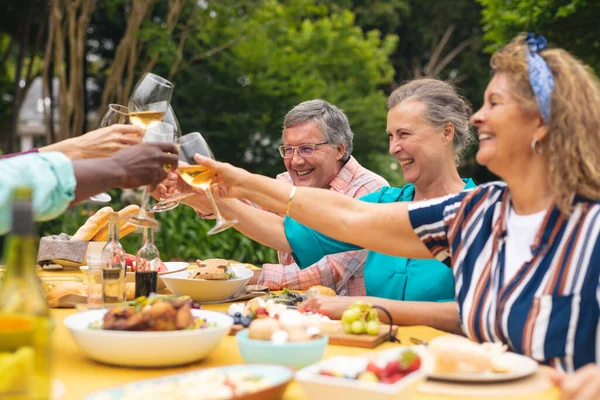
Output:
[140,186,150,212]
[204,187,225,223]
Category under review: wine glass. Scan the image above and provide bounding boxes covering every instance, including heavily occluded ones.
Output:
[148,106,193,212]
[126,123,176,228]
[128,73,173,130]
[89,104,132,203]
[124,73,174,228]
[178,132,238,235]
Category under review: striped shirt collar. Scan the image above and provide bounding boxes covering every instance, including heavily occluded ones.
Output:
[329,156,360,193]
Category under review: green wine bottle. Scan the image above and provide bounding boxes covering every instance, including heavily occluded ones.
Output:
[0,187,51,399]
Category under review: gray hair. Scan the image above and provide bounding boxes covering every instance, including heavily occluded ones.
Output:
[387,78,475,163]
[283,99,353,163]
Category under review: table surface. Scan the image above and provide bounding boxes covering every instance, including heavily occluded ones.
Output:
[43,270,560,400]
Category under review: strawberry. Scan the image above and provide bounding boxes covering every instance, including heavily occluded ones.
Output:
[382,360,400,378]
[319,370,335,377]
[366,361,382,377]
[388,373,406,384]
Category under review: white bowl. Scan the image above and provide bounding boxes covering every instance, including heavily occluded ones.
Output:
[80,261,190,291]
[161,264,253,302]
[63,308,233,367]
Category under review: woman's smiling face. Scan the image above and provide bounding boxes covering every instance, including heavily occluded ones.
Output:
[471,73,544,179]
[386,100,454,185]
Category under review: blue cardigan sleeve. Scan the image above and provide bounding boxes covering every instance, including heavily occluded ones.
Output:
[0,152,76,235]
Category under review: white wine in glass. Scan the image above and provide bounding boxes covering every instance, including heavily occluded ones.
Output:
[178,132,237,235]
[128,73,173,131]
[124,72,174,228]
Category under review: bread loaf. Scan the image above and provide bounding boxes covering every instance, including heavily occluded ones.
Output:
[307,285,336,297]
[92,205,140,241]
[118,222,138,239]
[70,207,113,241]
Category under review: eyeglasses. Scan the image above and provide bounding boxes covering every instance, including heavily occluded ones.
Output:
[278,141,329,158]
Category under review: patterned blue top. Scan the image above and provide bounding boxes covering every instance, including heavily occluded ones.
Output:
[408,182,600,372]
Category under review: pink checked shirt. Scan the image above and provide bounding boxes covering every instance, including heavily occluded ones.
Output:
[257,156,388,295]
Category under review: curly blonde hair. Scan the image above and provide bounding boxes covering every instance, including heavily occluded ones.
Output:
[490,34,600,213]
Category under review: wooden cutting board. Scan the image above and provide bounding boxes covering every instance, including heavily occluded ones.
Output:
[229,322,399,348]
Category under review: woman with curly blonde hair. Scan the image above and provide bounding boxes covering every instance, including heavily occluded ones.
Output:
[195,34,600,398]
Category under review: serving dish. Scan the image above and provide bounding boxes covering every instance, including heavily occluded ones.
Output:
[63,308,233,367]
[161,264,253,302]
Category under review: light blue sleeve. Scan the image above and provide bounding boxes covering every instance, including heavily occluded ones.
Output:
[0,152,76,234]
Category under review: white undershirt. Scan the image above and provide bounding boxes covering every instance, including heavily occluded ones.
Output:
[503,207,546,285]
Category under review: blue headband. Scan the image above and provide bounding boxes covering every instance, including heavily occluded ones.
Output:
[525,33,554,124]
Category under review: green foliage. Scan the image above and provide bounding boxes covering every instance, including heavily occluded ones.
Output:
[477,0,600,73]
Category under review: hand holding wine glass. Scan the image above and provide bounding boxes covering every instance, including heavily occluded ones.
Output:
[178,132,238,235]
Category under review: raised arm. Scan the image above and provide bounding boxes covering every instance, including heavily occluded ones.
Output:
[196,155,432,259]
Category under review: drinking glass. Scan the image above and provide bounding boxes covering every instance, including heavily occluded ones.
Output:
[128,73,173,130]
[89,104,131,203]
[148,106,193,212]
[126,123,176,228]
[124,73,174,228]
[178,132,237,234]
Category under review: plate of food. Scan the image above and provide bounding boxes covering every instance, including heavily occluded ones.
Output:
[161,259,254,302]
[295,347,424,400]
[83,364,293,400]
[63,296,233,367]
[423,335,539,382]
[80,260,189,292]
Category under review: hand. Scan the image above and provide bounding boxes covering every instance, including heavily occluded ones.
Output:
[151,170,193,200]
[41,124,144,160]
[193,154,252,198]
[548,364,600,400]
[299,295,354,320]
[111,142,179,189]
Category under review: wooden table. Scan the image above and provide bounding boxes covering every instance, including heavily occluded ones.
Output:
[44,271,560,400]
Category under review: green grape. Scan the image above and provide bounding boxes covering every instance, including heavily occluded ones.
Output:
[367,308,379,322]
[343,322,353,334]
[367,320,380,336]
[351,320,366,334]
[342,308,361,324]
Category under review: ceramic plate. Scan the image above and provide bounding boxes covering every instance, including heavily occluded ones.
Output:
[426,352,539,382]
[83,364,293,400]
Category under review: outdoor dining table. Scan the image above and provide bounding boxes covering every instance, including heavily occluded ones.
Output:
[43,270,560,400]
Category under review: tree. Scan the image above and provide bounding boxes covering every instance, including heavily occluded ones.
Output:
[477,0,599,71]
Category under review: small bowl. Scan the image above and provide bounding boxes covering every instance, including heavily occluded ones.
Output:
[236,329,328,369]
[161,265,253,302]
[80,261,189,292]
[64,308,233,367]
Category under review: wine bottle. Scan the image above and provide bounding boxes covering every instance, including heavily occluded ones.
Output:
[135,226,160,297]
[0,187,51,399]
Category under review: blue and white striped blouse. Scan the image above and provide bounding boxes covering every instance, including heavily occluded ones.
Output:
[408,182,600,372]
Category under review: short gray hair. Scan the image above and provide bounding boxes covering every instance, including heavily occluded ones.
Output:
[387,78,475,163]
[283,99,353,163]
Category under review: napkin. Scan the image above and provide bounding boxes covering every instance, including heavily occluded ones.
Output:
[37,233,88,266]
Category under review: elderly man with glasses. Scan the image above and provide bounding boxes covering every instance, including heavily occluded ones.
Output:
[157,99,387,295]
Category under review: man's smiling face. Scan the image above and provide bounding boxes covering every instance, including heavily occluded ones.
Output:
[282,121,343,189]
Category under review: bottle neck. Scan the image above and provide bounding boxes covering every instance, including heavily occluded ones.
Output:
[3,235,37,279]
[142,227,154,245]
[108,215,119,243]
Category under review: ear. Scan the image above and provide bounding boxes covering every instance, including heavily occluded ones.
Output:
[442,122,455,144]
[535,116,549,141]
[335,144,346,161]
